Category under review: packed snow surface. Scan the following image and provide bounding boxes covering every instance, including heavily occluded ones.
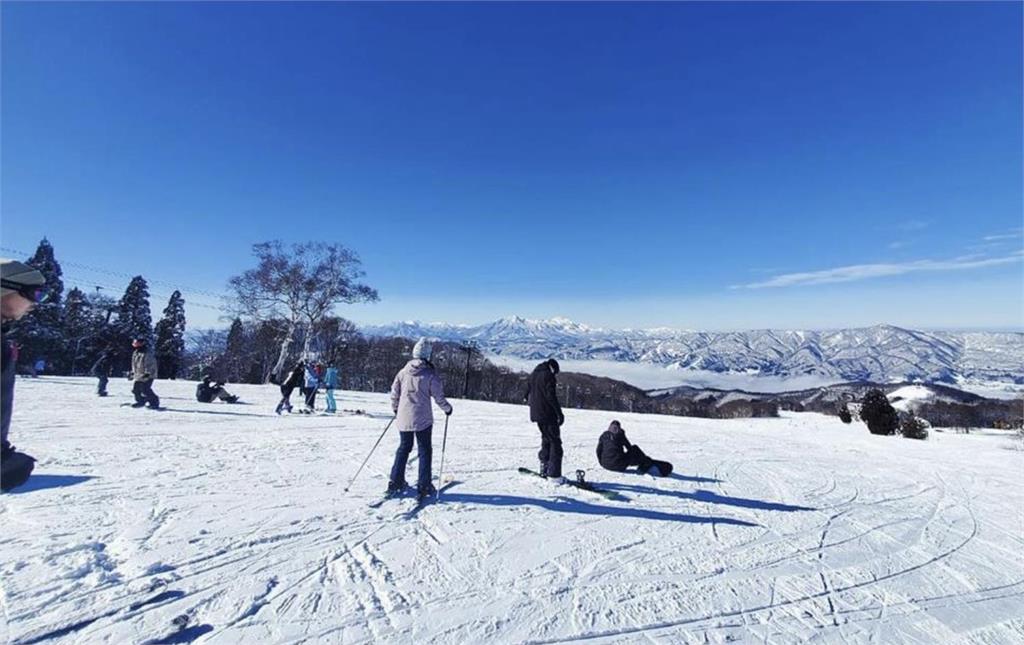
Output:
[2,377,1023,644]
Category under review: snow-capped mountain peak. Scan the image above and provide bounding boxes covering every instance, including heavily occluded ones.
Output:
[362,316,1024,385]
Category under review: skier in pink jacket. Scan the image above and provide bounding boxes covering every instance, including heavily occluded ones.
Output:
[387,337,453,500]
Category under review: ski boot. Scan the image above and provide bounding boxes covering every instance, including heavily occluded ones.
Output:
[386,480,408,498]
[131,402,146,408]
[417,483,437,502]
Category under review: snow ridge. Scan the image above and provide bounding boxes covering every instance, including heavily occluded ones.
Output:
[362,318,1024,384]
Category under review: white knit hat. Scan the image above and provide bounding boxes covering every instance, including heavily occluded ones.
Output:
[412,337,433,360]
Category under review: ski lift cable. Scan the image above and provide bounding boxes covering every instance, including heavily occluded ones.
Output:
[60,272,231,313]
[0,245,230,301]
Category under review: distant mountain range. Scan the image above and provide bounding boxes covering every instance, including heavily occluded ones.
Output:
[363,316,1024,385]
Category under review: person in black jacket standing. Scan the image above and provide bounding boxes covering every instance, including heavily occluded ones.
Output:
[525,358,565,480]
[275,360,305,415]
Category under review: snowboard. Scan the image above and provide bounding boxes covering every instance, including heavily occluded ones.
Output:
[518,467,626,502]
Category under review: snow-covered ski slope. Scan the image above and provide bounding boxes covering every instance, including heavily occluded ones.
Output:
[2,378,1022,644]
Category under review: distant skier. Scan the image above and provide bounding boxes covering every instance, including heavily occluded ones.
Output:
[92,352,111,397]
[301,362,320,412]
[387,338,453,500]
[596,420,673,477]
[196,375,239,403]
[1,259,46,491]
[323,364,340,413]
[130,338,161,409]
[32,357,45,378]
[525,358,564,481]
[275,360,305,415]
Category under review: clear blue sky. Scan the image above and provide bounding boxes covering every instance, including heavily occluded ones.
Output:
[2,2,1021,331]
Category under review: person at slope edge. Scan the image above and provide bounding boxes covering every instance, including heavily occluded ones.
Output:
[387,338,453,501]
[1,259,46,491]
[525,358,565,482]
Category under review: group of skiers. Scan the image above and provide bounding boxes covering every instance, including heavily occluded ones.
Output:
[3,252,670,497]
[274,360,341,414]
[382,340,672,502]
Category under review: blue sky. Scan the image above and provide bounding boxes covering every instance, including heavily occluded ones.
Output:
[2,2,1021,331]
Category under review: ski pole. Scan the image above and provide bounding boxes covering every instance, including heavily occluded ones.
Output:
[436,414,450,499]
[343,415,396,492]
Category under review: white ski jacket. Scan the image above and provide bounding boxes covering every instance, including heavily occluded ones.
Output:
[390,359,452,432]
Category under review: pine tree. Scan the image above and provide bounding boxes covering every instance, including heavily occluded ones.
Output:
[154,290,186,379]
[222,317,246,382]
[861,389,899,435]
[62,288,102,374]
[838,402,853,424]
[14,238,66,370]
[111,276,154,371]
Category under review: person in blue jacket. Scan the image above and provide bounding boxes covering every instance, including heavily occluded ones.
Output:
[323,364,340,413]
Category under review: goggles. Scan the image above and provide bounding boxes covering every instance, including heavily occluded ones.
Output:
[1,279,47,303]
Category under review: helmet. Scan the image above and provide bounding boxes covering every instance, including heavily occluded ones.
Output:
[1,258,46,301]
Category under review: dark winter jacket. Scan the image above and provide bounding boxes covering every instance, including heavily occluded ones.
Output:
[1,331,15,455]
[596,420,631,471]
[282,364,305,389]
[526,361,563,425]
[196,381,216,403]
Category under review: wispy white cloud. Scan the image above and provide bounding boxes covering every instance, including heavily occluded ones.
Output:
[734,253,1023,289]
[983,231,1023,242]
[887,241,909,250]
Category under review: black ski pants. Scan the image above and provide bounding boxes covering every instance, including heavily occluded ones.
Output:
[537,422,563,478]
[600,444,654,473]
[133,379,160,408]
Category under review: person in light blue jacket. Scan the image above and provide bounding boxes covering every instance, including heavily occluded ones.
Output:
[323,364,340,413]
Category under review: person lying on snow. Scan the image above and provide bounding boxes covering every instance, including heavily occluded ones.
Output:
[196,375,239,403]
[596,420,673,477]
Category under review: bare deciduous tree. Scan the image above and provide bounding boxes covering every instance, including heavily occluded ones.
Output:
[227,241,378,380]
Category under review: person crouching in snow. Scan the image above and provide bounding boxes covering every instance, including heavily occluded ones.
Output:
[387,338,452,500]
[596,420,673,476]
[196,375,239,403]
[130,338,161,409]
[323,364,340,413]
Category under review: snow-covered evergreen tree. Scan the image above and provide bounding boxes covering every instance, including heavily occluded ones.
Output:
[155,290,186,379]
[111,276,154,371]
[62,287,104,374]
[222,317,246,381]
[14,238,66,369]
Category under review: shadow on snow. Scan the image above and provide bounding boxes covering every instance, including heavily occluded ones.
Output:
[600,482,816,512]
[442,492,759,526]
[9,474,96,494]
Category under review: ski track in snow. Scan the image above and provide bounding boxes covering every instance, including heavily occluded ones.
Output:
[1,377,1023,644]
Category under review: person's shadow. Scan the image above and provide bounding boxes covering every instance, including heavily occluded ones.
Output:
[8,475,95,494]
[600,481,816,513]
[441,492,759,526]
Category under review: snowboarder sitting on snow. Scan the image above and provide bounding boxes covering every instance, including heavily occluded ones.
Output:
[1,259,45,491]
[596,420,673,477]
[130,338,161,409]
[525,358,565,482]
[196,375,239,403]
[388,338,453,500]
[275,360,305,414]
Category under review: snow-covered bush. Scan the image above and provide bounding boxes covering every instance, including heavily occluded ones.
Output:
[900,413,929,440]
[838,402,853,424]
